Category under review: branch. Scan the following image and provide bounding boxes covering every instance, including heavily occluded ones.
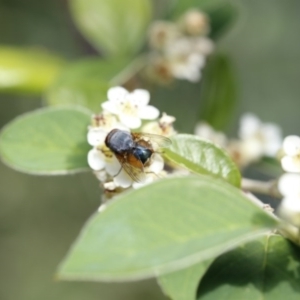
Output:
[241,178,281,198]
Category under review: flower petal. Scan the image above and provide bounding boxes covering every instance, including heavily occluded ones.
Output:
[113,169,133,188]
[278,173,300,197]
[128,89,150,106]
[138,105,160,120]
[239,113,261,139]
[101,101,119,115]
[87,149,106,170]
[148,153,164,173]
[261,123,282,156]
[107,86,128,102]
[283,135,300,156]
[195,37,214,55]
[94,170,107,182]
[281,197,300,211]
[278,196,300,227]
[119,114,141,129]
[87,127,107,146]
[104,181,117,190]
[281,156,300,173]
[105,155,122,176]
[132,175,154,189]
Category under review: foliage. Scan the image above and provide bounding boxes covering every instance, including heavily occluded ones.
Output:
[0,1,299,300]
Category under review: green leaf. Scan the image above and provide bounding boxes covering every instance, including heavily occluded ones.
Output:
[164,134,241,187]
[45,57,132,112]
[197,234,300,300]
[158,259,214,300]
[0,106,91,174]
[0,47,65,94]
[69,0,152,56]
[199,54,237,130]
[207,4,237,40]
[58,175,277,281]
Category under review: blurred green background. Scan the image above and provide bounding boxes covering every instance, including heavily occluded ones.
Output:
[0,0,300,299]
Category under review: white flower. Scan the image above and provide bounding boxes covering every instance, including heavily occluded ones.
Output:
[226,113,282,167]
[132,154,165,189]
[142,113,176,136]
[101,87,159,129]
[165,37,206,82]
[281,135,300,173]
[164,36,213,82]
[87,147,121,178]
[104,181,118,191]
[113,153,165,189]
[194,122,227,147]
[194,37,214,56]
[94,170,108,183]
[148,21,180,50]
[179,9,210,36]
[87,113,128,147]
[89,144,165,189]
[238,113,282,160]
[277,173,300,226]
[145,54,174,83]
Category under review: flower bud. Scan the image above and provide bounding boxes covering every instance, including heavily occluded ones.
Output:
[180,9,210,36]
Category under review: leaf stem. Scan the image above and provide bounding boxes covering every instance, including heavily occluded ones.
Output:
[244,185,300,246]
[241,178,281,198]
[110,54,148,86]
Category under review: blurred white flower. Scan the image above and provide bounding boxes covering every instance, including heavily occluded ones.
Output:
[165,37,212,82]
[277,173,300,227]
[194,37,214,55]
[194,122,227,147]
[101,87,159,129]
[281,135,300,173]
[142,113,176,137]
[148,21,179,50]
[146,10,213,84]
[238,113,282,160]
[145,55,174,84]
[179,9,210,36]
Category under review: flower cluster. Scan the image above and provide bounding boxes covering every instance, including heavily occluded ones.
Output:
[146,9,214,83]
[194,113,282,168]
[87,86,176,199]
[277,135,300,226]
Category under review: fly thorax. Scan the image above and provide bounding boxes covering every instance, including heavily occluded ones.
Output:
[133,147,152,164]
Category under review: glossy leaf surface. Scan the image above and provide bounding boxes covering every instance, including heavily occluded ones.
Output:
[58,175,277,281]
[69,0,152,56]
[198,234,300,300]
[0,107,91,174]
[46,57,132,112]
[158,260,213,300]
[164,134,241,187]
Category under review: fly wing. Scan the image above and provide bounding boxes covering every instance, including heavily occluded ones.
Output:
[115,153,146,183]
[131,132,172,150]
